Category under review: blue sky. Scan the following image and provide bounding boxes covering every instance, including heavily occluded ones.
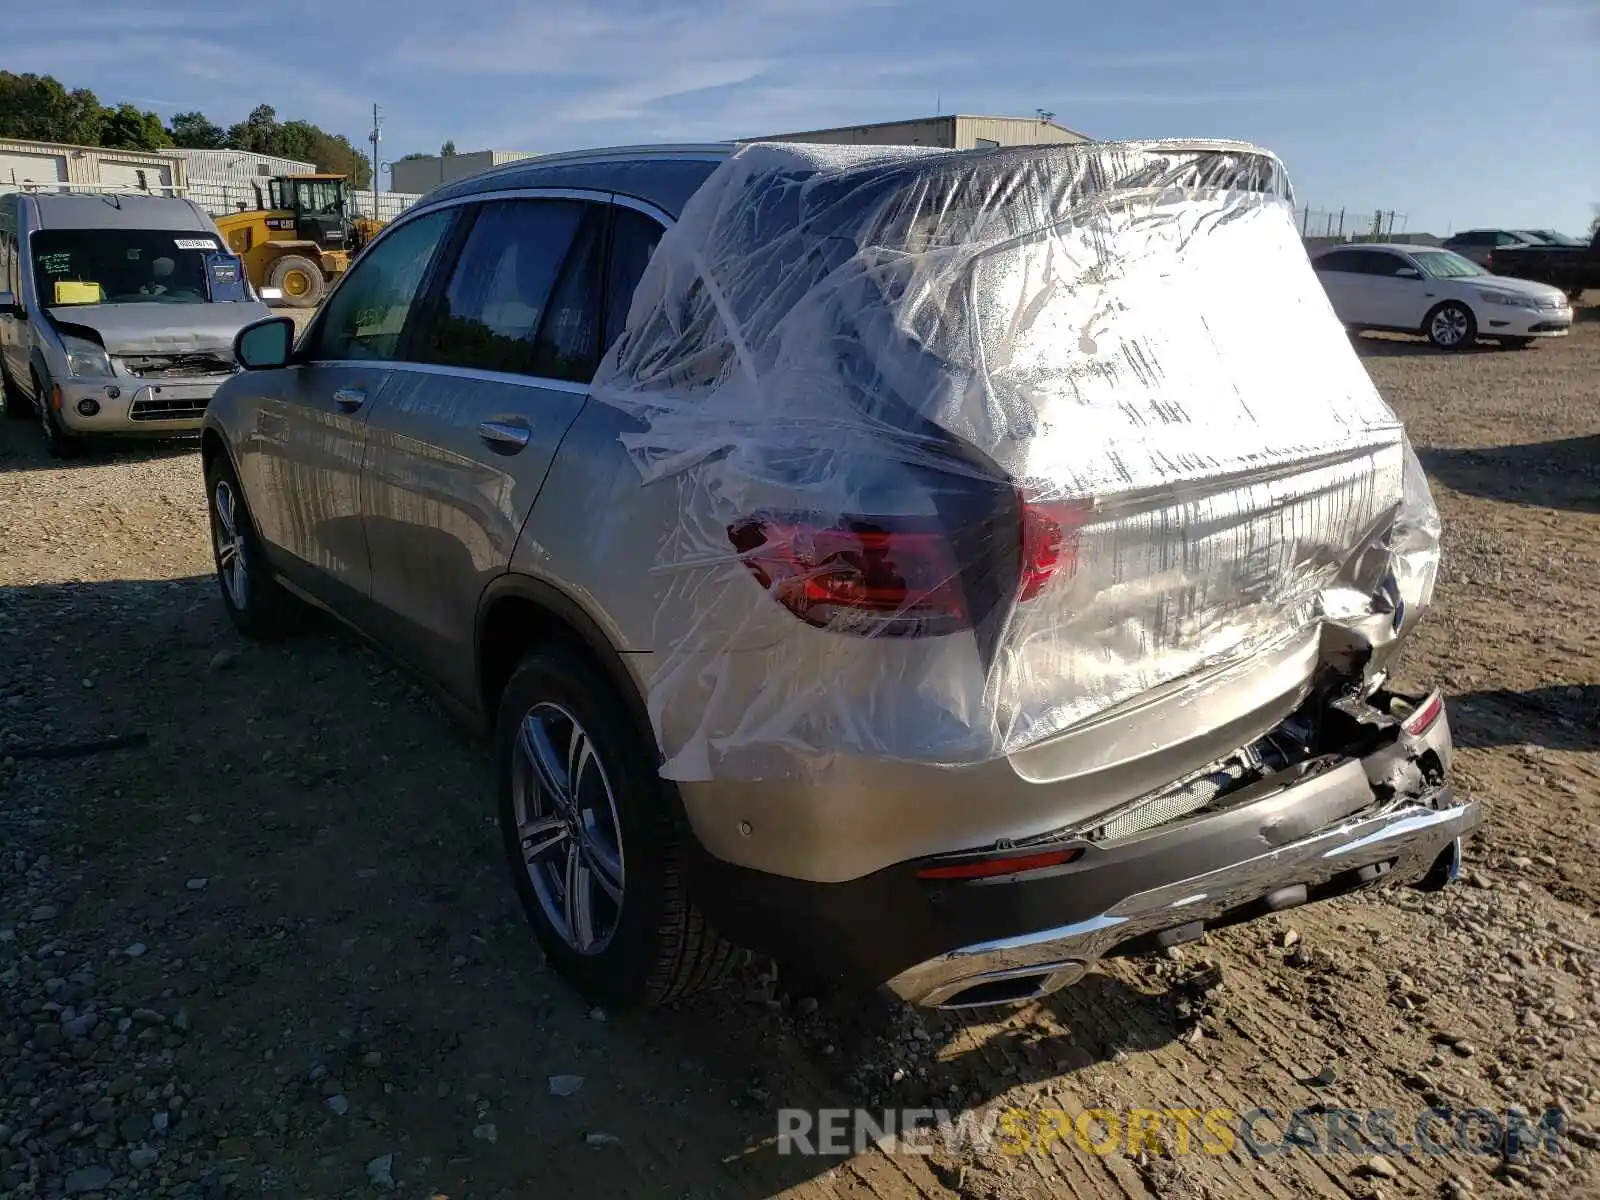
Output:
[7,0,1596,235]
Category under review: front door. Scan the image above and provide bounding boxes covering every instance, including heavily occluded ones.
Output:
[359,195,611,702]
[241,207,456,610]
[1355,249,1429,329]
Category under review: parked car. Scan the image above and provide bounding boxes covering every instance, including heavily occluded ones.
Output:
[202,140,1477,1012]
[1311,243,1573,350]
[1487,227,1600,299]
[0,189,276,456]
[1441,228,1551,266]
[1518,229,1588,248]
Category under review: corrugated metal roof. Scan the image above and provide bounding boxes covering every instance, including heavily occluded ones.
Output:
[160,148,317,182]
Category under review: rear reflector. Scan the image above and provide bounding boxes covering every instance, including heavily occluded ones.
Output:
[1018,494,1090,603]
[1401,690,1444,736]
[917,847,1082,880]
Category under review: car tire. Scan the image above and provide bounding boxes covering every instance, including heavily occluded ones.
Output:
[1424,301,1476,351]
[1499,337,1537,350]
[2,365,32,420]
[204,450,305,639]
[35,373,81,458]
[268,255,325,309]
[495,645,739,1010]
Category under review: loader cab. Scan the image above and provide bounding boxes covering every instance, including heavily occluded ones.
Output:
[268,175,350,252]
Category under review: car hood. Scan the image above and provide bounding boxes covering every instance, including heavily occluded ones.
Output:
[46,302,272,355]
[1463,274,1569,302]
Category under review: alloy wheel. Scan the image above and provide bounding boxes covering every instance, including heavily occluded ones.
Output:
[511,702,627,954]
[1430,306,1469,348]
[213,479,250,610]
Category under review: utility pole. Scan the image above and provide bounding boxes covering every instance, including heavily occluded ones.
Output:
[368,103,382,219]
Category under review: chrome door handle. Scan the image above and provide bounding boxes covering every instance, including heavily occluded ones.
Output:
[332,386,366,412]
[478,420,531,451]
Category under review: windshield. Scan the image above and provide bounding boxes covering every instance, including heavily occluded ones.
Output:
[295,180,344,218]
[1410,249,1487,279]
[32,228,222,306]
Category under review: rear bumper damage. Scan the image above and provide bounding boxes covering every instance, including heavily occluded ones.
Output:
[885,786,1478,1008]
[690,687,1478,1010]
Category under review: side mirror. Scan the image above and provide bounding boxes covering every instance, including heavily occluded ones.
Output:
[234,317,296,370]
[0,290,20,318]
[1395,267,1422,279]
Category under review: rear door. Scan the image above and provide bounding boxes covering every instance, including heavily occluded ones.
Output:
[358,193,609,702]
[238,207,456,609]
[1311,249,1372,324]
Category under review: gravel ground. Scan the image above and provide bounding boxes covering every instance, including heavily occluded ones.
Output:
[1,309,1597,1200]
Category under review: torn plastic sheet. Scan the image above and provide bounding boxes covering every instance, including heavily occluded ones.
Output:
[590,138,1441,782]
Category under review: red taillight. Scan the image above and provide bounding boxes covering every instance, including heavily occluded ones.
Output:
[1401,690,1444,736]
[917,847,1083,880]
[1018,495,1088,602]
[728,514,969,635]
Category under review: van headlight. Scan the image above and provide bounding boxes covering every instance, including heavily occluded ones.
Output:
[61,334,114,378]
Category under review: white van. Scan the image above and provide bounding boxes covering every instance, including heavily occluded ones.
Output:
[0,190,274,456]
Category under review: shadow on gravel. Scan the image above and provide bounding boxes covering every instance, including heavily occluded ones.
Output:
[0,574,1186,1199]
[0,416,199,474]
[1353,336,1520,358]
[1449,686,1600,752]
[1416,437,1600,513]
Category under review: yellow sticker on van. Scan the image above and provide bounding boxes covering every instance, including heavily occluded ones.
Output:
[53,281,104,305]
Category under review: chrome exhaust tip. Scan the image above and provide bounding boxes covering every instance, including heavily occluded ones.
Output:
[921,960,1088,1010]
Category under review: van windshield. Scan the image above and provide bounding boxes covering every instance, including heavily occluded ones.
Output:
[31,229,225,306]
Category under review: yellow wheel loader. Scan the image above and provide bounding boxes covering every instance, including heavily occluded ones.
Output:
[213,175,385,309]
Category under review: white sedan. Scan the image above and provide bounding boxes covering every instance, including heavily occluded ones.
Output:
[1310,243,1573,351]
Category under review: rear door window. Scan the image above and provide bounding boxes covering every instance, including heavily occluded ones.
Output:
[1314,250,1364,274]
[415,198,607,382]
[310,209,454,361]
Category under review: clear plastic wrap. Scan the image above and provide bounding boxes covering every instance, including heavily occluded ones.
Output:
[589,138,1441,782]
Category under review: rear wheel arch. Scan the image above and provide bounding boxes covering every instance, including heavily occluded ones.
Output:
[475,576,652,745]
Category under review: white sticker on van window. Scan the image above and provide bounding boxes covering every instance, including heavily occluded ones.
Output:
[174,238,217,250]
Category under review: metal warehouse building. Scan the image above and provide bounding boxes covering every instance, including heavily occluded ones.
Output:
[159,147,317,216]
[389,114,1088,197]
[1,138,184,194]
[390,149,537,197]
[745,113,1090,151]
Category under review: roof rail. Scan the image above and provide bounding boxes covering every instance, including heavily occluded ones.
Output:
[9,181,188,195]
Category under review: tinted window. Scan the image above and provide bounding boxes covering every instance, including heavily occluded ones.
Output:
[310,209,452,362]
[418,199,606,382]
[1356,251,1412,276]
[1314,250,1363,273]
[604,206,664,351]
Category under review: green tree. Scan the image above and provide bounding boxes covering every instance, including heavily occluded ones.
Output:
[225,103,282,154]
[99,103,172,151]
[441,139,457,156]
[0,71,106,144]
[168,111,226,149]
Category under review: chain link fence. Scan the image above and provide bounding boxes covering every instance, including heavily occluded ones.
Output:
[1296,207,1410,241]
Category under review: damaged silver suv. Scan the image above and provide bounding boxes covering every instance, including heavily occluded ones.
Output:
[202,138,1479,1012]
